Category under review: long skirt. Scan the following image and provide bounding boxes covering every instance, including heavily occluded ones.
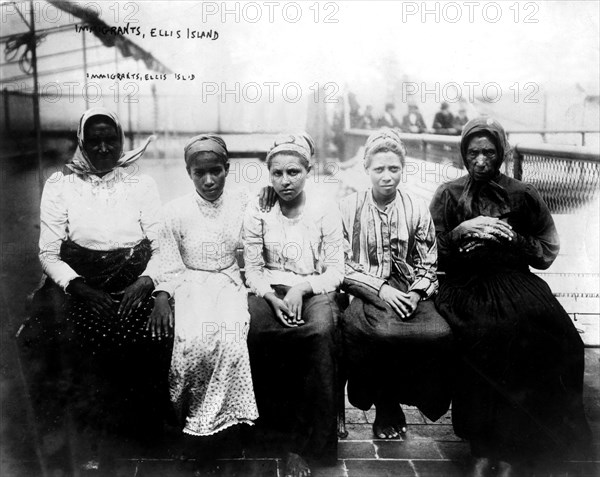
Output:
[19,239,173,442]
[435,269,592,463]
[341,278,454,421]
[169,270,258,436]
[247,290,340,464]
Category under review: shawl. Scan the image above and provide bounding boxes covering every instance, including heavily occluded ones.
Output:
[456,116,511,222]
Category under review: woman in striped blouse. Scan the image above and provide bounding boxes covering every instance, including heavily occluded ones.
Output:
[339,128,454,440]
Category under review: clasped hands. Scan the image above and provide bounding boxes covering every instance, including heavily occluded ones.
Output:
[265,283,312,328]
[454,215,514,253]
[67,276,154,319]
[378,284,420,321]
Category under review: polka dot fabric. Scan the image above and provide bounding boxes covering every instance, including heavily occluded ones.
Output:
[67,295,154,351]
[157,188,259,436]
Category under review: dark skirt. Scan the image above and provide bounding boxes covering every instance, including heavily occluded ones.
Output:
[341,278,454,421]
[18,239,172,441]
[247,289,340,464]
[435,269,591,462]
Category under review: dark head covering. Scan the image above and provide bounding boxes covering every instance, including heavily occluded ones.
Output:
[460,116,508,167]
[184,135,228,164]
[363,127,406,166]
[266,132,315,169]
[66,107,155,175]
[457,116,511,221]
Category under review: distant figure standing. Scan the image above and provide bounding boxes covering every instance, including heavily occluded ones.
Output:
[378,102,402,129]
[360,105,376,129]
[432,102,458,135]
[401,104,428,133]
[453,106,469,133]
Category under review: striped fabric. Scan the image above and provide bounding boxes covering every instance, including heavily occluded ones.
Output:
[339,188,438,298]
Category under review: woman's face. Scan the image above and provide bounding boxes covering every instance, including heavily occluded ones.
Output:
[465,135,500,182]
[187,153,229,201]
[269,154,308,202]
[366,151,403,196]
[83,120,122,173]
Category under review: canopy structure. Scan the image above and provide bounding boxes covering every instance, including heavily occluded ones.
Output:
[1,0,171,86]
[0,0,172,190]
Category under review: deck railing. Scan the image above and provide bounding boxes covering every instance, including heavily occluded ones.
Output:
[344,129,600,214]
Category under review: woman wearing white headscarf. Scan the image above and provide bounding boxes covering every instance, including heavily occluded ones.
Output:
[25,107,170,469]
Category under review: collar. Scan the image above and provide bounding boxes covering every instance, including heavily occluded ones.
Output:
[194,189,225,209]
[367,188,398,213]
[85,168,119,185]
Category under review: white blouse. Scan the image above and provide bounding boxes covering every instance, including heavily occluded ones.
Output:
[154,187,250,297]
[39,168,161,290]
[242,194,345,297]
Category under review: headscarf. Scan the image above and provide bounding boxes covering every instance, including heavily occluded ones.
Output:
[363,127,406,166]
[457,116,511,221]
[266,132,315,168]
[184,134,229,163]
[66,107,155,175]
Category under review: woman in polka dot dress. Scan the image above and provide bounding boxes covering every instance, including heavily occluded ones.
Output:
[148,135,259,454]
[25,107,171,471]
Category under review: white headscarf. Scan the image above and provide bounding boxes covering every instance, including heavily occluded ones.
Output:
[66,107,155,175]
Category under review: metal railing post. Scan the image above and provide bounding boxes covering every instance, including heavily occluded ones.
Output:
[512,146,523,181]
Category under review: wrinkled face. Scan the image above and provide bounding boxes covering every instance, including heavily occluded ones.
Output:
[365,151,403,195]
[83,120,121,173]
[187,153,229,201]
[269,154,309,202]
[465,135,500,182]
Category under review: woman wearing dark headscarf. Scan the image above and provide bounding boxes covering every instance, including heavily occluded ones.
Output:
[148,135,259,452]
[29,107,170,467]
[430,117,591,476]
[243,133,344,477]
[340,128,453,439]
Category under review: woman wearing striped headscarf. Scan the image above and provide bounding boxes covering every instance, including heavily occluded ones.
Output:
[148,135,259,454]
[339,128,454,439]
[243,133,345,477]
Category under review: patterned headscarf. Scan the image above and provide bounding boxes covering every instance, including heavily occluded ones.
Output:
[66,107,155,175]
[457,116,511,221]
[266,132,315,169]
[363,127,407,166]
[184,134,229,164]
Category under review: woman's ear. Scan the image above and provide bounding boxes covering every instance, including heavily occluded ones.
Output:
[224,162,230,174]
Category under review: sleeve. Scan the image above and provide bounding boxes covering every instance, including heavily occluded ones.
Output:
[38,173,81,291]
[510,184,560,270]
[408,200,439,298]
[153,204,187,297]
[429,184,461,271]
[138,176,162,284]
[305,205,345,294]
[242,200,274,297]
[340,196,387,293]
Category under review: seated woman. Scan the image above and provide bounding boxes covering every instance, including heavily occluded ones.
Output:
[148,135,259,459]
[430,116,591,476]
[339,128,453,439]
[243,133,344,477]
[26,107,170,469]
